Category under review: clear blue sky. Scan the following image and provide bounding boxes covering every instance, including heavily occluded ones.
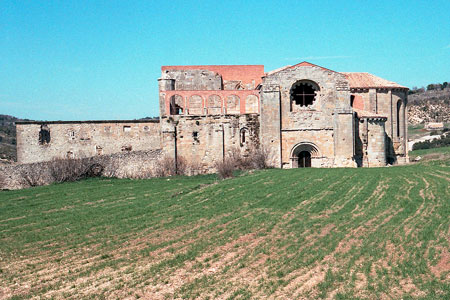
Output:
[1,0,449,121]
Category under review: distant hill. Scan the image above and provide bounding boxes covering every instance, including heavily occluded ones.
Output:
[0,114,30,162]
[408,83,450,125]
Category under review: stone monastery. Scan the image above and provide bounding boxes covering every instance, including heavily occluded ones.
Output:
[16,62,409,169]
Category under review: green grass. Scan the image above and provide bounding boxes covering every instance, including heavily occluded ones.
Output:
[408,124,428,140]
[1,160,449,299]
[409,146,450,160]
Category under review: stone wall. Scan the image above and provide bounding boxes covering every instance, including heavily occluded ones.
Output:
[0,149,162,190]
[160,114,260,173]
[355,117,387,167]
[351,88,408,164]
[16,121,161,164]
[261,64,356,168]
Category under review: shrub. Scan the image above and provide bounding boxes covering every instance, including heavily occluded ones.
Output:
[215,158,236,179]
[154,155,187,177]
[19,163,48,187]
[49,158,104,183]
[250,146,271,169]
[215,146,272,179]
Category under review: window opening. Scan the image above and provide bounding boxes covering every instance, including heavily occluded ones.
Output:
[193,131,199,143]
[290,81,319,110]
[350,95,355,107]
[96,146,103,155]
[240,128,248,146]
[67,151,74,159]
[397,100,402,137]
[170,96,183,115]
[123,126,131,132]
[39,124,51,145]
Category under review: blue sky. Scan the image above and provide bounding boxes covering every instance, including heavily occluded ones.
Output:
[1,0,449,121]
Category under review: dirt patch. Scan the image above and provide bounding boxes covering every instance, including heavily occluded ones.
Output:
[430,249,450,279]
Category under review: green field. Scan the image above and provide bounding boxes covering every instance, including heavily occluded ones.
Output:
[1,160,449,299]
[409,146,450,160]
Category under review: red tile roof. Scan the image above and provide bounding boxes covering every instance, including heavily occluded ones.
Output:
[343,72,407,89]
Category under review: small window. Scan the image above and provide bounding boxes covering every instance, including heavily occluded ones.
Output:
[69,130,75,140]
[96,146,103,155]
[121,145,132,151]
[123,126,131,132]
[240,128,248,146]
[350,95,355,107]
[193,131,199,144]
[143,126,150,132]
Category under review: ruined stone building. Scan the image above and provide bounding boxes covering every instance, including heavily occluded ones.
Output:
[16,62,409,169]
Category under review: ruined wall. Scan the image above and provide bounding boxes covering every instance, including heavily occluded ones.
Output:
[16,121,161,164]
[159,67,261,117]
[160,114,260,172]
[261,64,355,168]
[160,69,222,91]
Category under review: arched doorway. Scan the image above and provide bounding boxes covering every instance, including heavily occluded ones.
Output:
[298,151,311,168]
[290,142,320,168]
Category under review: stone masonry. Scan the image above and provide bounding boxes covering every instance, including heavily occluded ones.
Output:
[16,62,409,169]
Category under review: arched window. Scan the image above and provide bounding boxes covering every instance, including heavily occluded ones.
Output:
[350,95,355,107]
[397,100,402,137]
[290,80,319,111]
[240,127,248,146]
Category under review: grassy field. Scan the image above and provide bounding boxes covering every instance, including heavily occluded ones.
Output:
[0,160,449,299]
[408,124,427,140]
[409,146,450,160]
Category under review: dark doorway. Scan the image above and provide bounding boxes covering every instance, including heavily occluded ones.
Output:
[298,151,311,168]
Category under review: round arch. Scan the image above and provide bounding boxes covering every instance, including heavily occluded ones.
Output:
[290,142,321,168]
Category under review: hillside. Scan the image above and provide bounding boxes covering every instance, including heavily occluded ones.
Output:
[408,85,450,125]
[1,160,449,299]
[0,115,23,162]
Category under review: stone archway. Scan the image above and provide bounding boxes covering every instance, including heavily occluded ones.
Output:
[290,142,320,168]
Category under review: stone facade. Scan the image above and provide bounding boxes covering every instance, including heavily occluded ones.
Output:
[16,120,160,164]
[16,62,409,169]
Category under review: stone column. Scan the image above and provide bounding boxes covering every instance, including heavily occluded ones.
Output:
[366,119,387,167]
